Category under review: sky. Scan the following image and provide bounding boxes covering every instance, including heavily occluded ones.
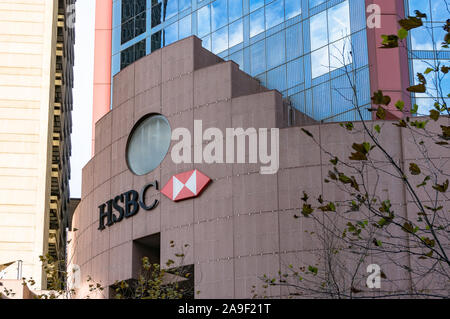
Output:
[70,0,96,198]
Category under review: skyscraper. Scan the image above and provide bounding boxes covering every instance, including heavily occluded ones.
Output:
[0,0,76,289]
[91,0,449,143]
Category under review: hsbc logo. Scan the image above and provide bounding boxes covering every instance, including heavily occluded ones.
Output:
[97,170,211,230]
[161,169,211,201]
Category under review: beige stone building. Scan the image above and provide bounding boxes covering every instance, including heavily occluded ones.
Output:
[0,0,75,290]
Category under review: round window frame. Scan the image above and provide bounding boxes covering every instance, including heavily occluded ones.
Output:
[125,113,172,176]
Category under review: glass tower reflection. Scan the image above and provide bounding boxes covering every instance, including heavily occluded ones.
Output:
[112,0,372,122]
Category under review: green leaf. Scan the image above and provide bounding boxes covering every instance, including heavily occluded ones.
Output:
[308,266,318,275]
[429,109,440,121]
[395,100,405,111]
[301,204,314,217]
[371,90,391,106]
[432,180,449,193]
[374,125,381,134]
[409,163,421,175]
[440,126,450,139]
[380,34,399,48]
[398,28,408,39]
[399,16,423,31]
[407,84,426,93]
[376,107,386,120]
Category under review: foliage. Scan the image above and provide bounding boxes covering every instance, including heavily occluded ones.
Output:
[257,8,450,299]
[111,242,194,299]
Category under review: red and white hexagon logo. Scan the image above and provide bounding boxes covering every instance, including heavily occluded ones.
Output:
[161,169,211,201]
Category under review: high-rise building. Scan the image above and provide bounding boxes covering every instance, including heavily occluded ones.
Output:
[91,0,449,149]
[0,0,76,289]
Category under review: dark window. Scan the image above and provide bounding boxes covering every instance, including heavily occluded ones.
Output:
[151,1,163,28]
[151,31,162,52]
[121,0,147,44]
[120,39,146,70]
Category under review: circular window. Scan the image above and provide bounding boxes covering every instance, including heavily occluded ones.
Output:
[126,114,171,175]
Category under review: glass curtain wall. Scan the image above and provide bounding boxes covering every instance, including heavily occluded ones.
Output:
[406,0,450,116]
[112,0,371,122]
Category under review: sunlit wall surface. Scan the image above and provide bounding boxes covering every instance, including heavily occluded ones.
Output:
[112,0,371,122]
[406,0,450,115]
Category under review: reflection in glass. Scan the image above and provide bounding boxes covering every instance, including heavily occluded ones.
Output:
[250,7,265,38]
[165,0,178,20]
[250,0,264,12]
[135,0,146,15]
[198,5,211,37]
[328,1,350,43]
[267,31,285,69]
[229,50,244,70]
[229,19,243,48]
[410,23,434,50]
[179,14,191,40]
[310,11,327,51]
[250,40,266,75]
[127,115,172,176]
[266,0,284,30]
[164,22,178,46]
[286,0,301,20]
[135,12,146,37]
[179,0,191,11]
[287,58,303,88]
[151,31,162,51]
[202,35,211,51]
[151,1,163,28]
[267,65,287,92]
[229,0,243,22]
[309,0,326,8]
[212,26,228,54]
[329,38,352,71]
[122,0,134,23]
[311,46,329,78]
[286,23,303,61]
[212,0,228,31]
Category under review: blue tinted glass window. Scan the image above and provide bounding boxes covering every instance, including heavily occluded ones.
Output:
[165,0,178,20]
[313,81,331,119]
[164,22,178,46]
[250,40,266,75]
[431,0,448,21]
[309,0,326,8]
[229,50,244,70]
[266,0,284,30]
[267,65,287,92]
[250,7,265,38]
[198,5,211,37]
[286,23,302,61]
[179,14,191,40]
[229,0,243,22]
[266,31,285,69]
[328,1,350,43]
[212,26,228,54]
[179,0,191,11]
[311,46,329,78]
[410,23,434,50]
[287,58,303,88]
[212,0,228,31]
[229,19,243,48]
[250,0,264,12]
[310,11,327,51]
[286,0,301,20]
[202,34,211,51]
